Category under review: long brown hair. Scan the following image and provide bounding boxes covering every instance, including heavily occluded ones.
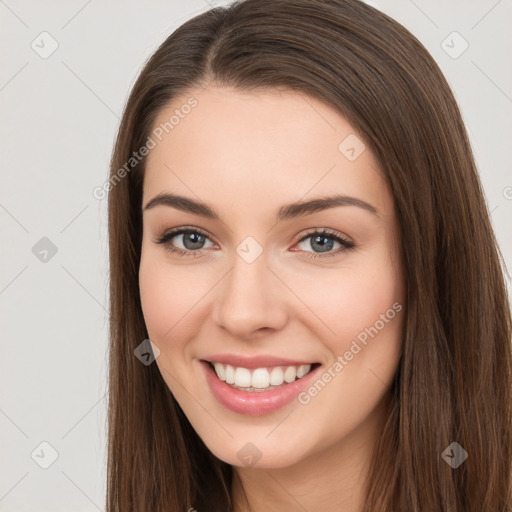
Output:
[106,0,512,510]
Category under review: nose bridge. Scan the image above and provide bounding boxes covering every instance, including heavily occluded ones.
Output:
[213,243,287,338]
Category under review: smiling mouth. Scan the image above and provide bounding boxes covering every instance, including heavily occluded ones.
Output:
[205,360,321,392]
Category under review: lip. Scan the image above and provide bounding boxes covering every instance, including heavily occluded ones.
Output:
[202,353,315,369]
[199,359,321,416]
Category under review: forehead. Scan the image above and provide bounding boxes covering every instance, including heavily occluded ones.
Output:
[143,85,391,219]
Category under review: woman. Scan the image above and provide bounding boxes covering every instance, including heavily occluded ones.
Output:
[106,0,512,510]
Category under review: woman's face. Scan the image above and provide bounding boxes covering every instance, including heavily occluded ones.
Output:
[139,85,405,468]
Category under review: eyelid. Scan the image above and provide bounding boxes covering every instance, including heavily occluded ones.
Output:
[295,227,353,244]
[154,225,212,240]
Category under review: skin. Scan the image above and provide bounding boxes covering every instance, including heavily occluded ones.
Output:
[139,84,405,512]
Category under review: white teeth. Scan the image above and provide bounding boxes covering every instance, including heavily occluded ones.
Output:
[210,362,312,390]
[213,362,225,381]
[284,366,297,383]
[225,364,235,384]
[234,367,252,387]
[270,366,284,386]
[297,364,308,378]
[251,368,270,388]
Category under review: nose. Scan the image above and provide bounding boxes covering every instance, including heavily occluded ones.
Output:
[212,251,288,340]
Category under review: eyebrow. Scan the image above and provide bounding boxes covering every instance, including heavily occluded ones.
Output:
[143,192,379,220]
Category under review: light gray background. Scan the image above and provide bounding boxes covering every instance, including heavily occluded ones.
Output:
[1,0,511,510]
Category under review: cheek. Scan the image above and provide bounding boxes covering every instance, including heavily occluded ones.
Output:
[138,254,208,346]
[288,257,403,352]
[292,259,403,446]
[139,258,171,340]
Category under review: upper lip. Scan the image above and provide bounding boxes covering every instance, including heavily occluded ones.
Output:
[202,354,317,369]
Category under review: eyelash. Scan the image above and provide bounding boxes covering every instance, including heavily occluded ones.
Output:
[154,226,355,260]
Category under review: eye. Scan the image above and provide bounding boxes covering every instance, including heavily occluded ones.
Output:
[154,227,355,259]
[154,227,215,257]
[293,228,354,259]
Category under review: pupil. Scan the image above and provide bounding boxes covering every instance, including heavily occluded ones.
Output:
[184,233,204,250]
[312,235,333,253]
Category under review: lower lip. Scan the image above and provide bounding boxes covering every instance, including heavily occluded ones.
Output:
[200,360,321,416]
